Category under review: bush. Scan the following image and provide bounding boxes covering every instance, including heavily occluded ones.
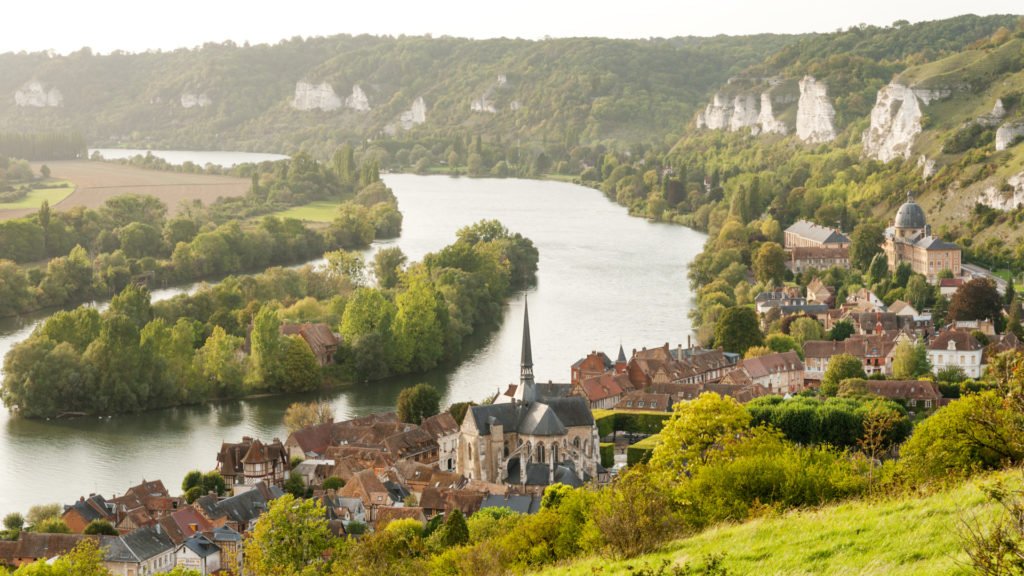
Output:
[592,465,680,558]
[600,442,615,469]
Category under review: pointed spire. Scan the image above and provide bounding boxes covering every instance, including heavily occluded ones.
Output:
[519,297,535,402]
[616,343,626,364]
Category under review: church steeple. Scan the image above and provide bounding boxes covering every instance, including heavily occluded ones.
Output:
[519,298,535,403]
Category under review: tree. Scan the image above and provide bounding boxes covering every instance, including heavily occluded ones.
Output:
[284,401,336,433]
[39,164,51,179]
[868,253,889,285]
[26,504,61,528]
[650,392,751,475]
[249,306,284,389]
[14,538,109,576]
[35,517,70,533]
[280,336,321,393]
[828,320,855,341]
[244,494,333,576]
[949,278,1004,323]
[393,268,444,372]
[284,471,306,498]
[322,476,345,491]
[83,519,118,535]
[892,340,931,379]
[821,354,867,396]
[849,222,884,270]
[765,333,800,355]
[752,242,786,285]
[744,346,773,359]
[3,512,24,532]
[324,250,366,287]
[373,247,407,290]
[396,383,441,425]
[713,306,763,356]
[436,509,470,548]
[1006,276,1017,306]
[591,464,680,558]
[904,275,932,311]
[789,317,825,346]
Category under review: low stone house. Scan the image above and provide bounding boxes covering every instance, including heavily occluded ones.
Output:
[863,379,942,411]
[720,351,804,394]
[571,372,628,410]
[174,533,220,575]
[62,494,115,533]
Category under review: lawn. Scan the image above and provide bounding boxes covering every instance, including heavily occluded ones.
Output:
[0,181,75,210]
[531,468,1023,576]
[273,201,344,223]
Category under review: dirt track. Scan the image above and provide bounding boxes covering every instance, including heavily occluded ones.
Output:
[0,161,249,220]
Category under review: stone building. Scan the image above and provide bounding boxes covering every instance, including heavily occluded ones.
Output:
[883,192,961,283]
[457,302,599,489]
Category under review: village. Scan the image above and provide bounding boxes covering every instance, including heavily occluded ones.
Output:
[1,194,1021,574]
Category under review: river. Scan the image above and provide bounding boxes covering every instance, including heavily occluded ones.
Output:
[0,173,706,513]
[88,148,289,167]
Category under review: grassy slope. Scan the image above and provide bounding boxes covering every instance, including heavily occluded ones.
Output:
[0,180,73,210]
[532,469,1022,576]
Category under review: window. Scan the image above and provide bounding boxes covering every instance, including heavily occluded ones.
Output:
[638,401,645,407]
[909,399,917,407]
[626,401,633,407]
[924,400,932,409]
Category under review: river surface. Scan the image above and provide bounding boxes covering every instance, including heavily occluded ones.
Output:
[0,174,706,513]
[88,148,289,167]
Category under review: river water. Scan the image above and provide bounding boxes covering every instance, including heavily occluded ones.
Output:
[88,148,289,167]
[0,174,706,513]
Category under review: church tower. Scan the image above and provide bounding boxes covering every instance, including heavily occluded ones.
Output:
[517,298,536,404]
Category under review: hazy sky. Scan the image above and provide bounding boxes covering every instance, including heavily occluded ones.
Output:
[6,1,1023,54]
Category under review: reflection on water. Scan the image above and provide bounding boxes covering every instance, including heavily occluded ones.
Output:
[0,174,706,512]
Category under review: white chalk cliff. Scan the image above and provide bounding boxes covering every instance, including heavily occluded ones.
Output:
[862,83,924,162]
[996,122,1024,151]
[980,172,1024,211]
[398,97,427,129]
[795,76,836,144]
[757,93,788,135]
[729,94,759,132]
[180,93,212,108]
[471,96,496,114]
[292,81,342,111]
[345,85,371,112]
[14,81,63,107]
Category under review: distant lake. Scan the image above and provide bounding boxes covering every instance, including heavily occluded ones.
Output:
[88,148,289,167]
[0,174,706,513]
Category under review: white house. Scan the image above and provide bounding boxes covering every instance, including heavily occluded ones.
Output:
[927,329,985,379]
[174,534,220,575]
[421,412,460,472]
[103,525,177,576]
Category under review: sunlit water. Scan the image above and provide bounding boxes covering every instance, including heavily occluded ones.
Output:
[88,148,289,167]
[0,174,706,512]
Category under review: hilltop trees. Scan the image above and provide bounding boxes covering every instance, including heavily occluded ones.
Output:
[396,383,441,425]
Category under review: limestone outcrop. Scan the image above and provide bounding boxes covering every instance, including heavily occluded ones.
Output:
[996,122,1024,151]
[345,85,371,112]
[14,81,62,107]
[291,81,342,111]
[796,76,836,144]
[399,97,427,129]
[757,93,788,135]
[180,93,211,108]
[980,172,1024,211]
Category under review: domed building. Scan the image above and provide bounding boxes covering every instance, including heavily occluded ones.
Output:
[883,192,960,283]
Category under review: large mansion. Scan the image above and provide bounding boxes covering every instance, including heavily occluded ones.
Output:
[883,192,961,283]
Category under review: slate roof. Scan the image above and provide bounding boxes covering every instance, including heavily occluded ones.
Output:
[64,494,112,524]
[206,525,243,543]
[181,534,219,559]
[894,196,927,229]
[119,525,175,562]
[468,395,593,437]
[785,220,850,245]
[519,403,568,436]
[480,494,541,515]
[194,482,279,529]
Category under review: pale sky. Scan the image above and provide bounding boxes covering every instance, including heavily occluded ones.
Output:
[5,0,1023,55]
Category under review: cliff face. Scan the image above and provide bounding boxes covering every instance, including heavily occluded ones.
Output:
[14,81,62,107]
[795,76,836,144]
[863,83,950,162]
[729,93,759,132]
[291,81,342,111]
[180,93,212,108]
[757,93,788,135]
[996,122,1024,151]
[345,85,371,112]
[980,172,1024,211]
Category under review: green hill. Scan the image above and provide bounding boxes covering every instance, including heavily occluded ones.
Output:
[531,469,1022,576]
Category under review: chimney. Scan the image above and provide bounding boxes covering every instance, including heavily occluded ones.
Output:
[687,335,691,348]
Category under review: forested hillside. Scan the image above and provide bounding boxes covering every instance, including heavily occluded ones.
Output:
[0,34,795,155]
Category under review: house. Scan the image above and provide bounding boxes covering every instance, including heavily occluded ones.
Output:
[928,329,985,379]
[953,319,997,337]
[784,220,850,249]
[203,526,243,573]
[421,412,461,472]
[614,391,672,412]
[418,487,486,520]
[570,351,613,385]
[803,332,911,379]
[571,372,628,410]
[703,382,771,403]
[719,351,805,394]
[292,459,336,488]
[383,427,439,465]
[786,246,850,273]
[173,533,220,575]
[479,493,542,515]
[103,525,177,576]
[284,413,404,460]
[864,380,943,412]
[318,491,367,528]
[845,288,887,313]
[4,533,93,567]
[62,494,115,533]
[192,481,283,534]
[806,278,836,307]
[375,507,427,530]
[280,322,342,366]
[626,344,736,388]
[216,437,290,487]
[940,278,964,298]
[339,469,394,520]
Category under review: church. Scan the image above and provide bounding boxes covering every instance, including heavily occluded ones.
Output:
[456,301,601,489]
[883,192,961,284]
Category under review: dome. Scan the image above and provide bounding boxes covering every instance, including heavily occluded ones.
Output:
[894,193,926,229]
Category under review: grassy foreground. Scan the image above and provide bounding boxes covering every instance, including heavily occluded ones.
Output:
[532,469,1023,576]
[274,200,344,222]
[0,180,74,210]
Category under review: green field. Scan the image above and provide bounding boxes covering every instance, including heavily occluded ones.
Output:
[0,181,75,210]
[273,201,344,222]
[531,468,1022,576]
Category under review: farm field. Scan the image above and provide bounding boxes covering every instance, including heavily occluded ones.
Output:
[0,161,250,220]
[0,180,75,210]
[273,200,343,222]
